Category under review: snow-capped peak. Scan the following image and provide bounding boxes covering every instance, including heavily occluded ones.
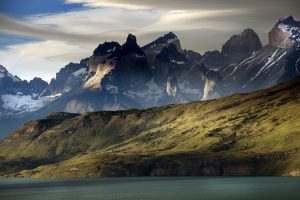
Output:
[277,16,300,42]
[0,65,21,82]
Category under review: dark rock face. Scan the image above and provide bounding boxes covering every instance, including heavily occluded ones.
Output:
[93,153,281,177]
[184,50,202,63]
[142,32,182,64]
[45,59,88,96]
[202,29,262,69]
[120,34,145,57]
[157,43,186,62]
[29,78,48,95]
[142,32,178,51]
[222,28,262,63]
[201,50,224,69]
[93,42,121,56]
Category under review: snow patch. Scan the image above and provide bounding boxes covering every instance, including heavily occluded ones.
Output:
[250,49,287,81]
[1,93,61,113]
[170,60,185,65]
[278,22,300,42]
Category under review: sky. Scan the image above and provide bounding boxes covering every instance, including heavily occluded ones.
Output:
[0,0,299,82]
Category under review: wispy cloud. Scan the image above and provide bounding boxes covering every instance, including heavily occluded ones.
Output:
[65,0,300,12]
[65,0,148,10]
[0,40,90,82]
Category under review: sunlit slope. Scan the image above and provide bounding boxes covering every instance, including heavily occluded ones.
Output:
[1,77,300,177]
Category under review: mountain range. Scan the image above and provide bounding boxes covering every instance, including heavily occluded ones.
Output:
[0,16,300,138]
[1,75,300,177]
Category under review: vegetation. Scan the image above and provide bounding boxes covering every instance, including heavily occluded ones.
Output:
[1,77,300,177]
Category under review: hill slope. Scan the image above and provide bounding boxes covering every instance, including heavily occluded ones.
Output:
[1,77,300,177]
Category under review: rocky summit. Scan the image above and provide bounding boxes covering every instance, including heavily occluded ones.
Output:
[201,28,262,69]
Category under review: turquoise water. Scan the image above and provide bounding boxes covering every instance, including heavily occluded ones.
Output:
[0,177,300,200]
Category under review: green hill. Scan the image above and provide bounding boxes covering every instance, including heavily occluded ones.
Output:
[1,77,300,178]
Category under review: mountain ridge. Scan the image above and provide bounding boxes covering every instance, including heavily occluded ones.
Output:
[0,16,299,138]
[1,75,300,177]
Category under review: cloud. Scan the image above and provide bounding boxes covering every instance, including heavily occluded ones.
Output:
[0,14,108,47]
[0,40,90,82]
[0,0,299,81]
[65,0,148,10]
[64,0,300,32]
[65,0,300,12]
[145,9,246,32]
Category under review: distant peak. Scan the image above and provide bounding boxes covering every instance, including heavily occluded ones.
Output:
[93,41,121,56]
[222,29,262,56]
[241,28,256,35]
[0,65,8,75]
[157,43,186,62]
[269,16,300,48]
[123,33,139,48]
[126,34,137,43]
[121,33,144,56]
[0,65,7,71]
[142,31,179,50]
[163,32,177,40]
[279,16,300,27]
[280,16,295,24]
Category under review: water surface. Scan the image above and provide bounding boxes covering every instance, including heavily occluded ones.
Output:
[0,177,300,200]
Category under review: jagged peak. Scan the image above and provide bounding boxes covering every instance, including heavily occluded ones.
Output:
[157,43,186,62]
[126,33,137,43]
[122,33,139,48]
[229,28,260,40]
[0,65,22,82]
[279,16,300,27]
[142,32,179,50]
[29,77,48,84]
[0,65,8,73]
[240,28,256,36]
[121,33,144,56]
[163,32,178,40]
[93,41,121,56]
[222,28,262,55]
[269,16,300,48]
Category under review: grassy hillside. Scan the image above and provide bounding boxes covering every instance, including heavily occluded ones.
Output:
[1,77,300,177]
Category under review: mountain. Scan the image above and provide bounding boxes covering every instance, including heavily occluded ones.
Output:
[1,76,300,177]
[0,16,299,139]
[201,28,263,69]
[0,65,55,115]
[29,32,220,115]
[219,16,300,95]
[42,59,89,96]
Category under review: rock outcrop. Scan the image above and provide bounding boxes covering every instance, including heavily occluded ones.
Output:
[269,16,300,48]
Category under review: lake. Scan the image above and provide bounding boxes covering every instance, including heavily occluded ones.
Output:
[0,177,300,200]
